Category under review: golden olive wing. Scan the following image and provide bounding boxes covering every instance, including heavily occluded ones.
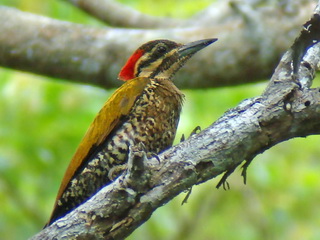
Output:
[54,77,150,204]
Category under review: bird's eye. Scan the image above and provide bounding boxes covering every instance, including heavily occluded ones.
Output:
[157,45,167,53]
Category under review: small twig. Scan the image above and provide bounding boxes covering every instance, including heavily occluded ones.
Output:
[180,134,186,142]
[216,167,236,190]
[241,157,253,185]
[189,126,202,136]
[181,188,193,205]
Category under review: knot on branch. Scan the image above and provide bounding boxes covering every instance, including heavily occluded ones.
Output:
[124,143,152,192]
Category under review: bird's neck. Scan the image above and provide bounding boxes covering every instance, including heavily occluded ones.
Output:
[148,78,184,108]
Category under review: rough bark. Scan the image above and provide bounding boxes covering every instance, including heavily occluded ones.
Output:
[30,2,320,239]
[0,1,316,89]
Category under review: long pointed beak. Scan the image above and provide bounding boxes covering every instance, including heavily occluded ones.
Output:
[178,38,218,57]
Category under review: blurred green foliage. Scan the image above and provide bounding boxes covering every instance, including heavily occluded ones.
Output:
[0,0,320,240]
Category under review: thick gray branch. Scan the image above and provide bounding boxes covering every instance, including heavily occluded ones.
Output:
[30,3,320,239]
[0,1,316,89]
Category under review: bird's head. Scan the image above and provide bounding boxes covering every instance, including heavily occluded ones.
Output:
[118,38,217,81]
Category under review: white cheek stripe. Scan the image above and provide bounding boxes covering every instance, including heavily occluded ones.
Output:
[134,49,177,78]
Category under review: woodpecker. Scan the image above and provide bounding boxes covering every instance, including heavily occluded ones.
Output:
[46,38,217,226]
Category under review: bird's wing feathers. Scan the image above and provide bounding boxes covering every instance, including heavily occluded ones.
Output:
[54,77,150,204]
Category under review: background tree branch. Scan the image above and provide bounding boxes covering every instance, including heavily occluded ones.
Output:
[64,0,185,28]
[30,2,320,239]
[0,1,316,89]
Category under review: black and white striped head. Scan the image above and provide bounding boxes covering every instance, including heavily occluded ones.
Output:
[118,38,217,81]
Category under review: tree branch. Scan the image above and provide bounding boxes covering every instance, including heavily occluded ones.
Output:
[64,0,185,28]
[30,2,320,239]
[0,1,315,89]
